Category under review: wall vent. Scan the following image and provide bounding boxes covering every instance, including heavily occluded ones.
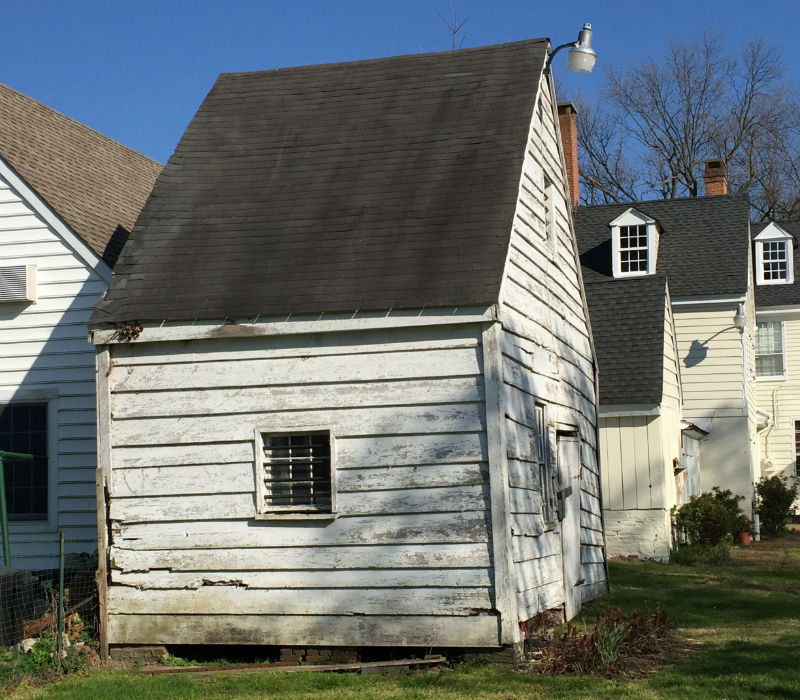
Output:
[0,264,37,303]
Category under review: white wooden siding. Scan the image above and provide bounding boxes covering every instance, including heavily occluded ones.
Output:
[0,175,105,569]
[104,324,500,646]
[497,75,604,621]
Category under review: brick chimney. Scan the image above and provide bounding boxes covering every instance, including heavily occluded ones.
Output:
[703,158,728,196]
[557,103,580,209]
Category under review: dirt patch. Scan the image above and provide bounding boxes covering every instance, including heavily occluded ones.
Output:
[729,530,800,566]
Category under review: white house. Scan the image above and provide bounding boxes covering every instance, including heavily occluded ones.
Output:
[89,40,607,656]
[752,219,800,506]
[575,174,758,557]
[0,83,160,569]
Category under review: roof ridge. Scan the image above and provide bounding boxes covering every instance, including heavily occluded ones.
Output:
[218,38,550,80]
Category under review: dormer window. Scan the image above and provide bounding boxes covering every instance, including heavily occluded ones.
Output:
[754,223,794,285]
[610,208,659,278]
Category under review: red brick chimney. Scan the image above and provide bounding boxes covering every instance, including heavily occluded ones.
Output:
[703,158,728,196]
[557,102,580,209]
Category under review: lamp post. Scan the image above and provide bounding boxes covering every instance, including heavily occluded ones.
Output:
[545,23,597,75]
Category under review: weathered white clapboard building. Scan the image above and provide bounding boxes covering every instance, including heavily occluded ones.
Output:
[89,40,607,653]
[0,83,160,569]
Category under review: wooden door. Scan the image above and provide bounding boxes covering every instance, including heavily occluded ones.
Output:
[558,430,582,620]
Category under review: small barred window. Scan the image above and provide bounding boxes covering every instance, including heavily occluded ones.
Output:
[260,432,332,512]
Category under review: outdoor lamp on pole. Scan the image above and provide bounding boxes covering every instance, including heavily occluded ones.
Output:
[545,22,597,74]
[733,304,746,332]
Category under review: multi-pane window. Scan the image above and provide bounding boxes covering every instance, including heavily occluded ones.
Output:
[618,224,648,274]
[0,403,48,520]
[795,421,800,477]
[761,241,789,281]
[259,432,332,512]
[755,320,785,378]
[535,404,557,524]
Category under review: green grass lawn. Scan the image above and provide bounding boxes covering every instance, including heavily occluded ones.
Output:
[8,533,800,700]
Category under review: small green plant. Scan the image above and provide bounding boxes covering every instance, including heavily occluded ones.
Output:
[669,542,731,565]
[536,604,674,676]
[675,488,746,545]
[161,654,199,667]
[18,633,59,674]
[755,475,798,535]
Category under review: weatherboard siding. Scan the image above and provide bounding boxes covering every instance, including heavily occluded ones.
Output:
[0,175,104,569]
[497,76,604,619]
[103,323,501,647]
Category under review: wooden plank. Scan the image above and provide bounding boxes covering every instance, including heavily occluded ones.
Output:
[508,459,538,490]
[580,528,604,547]
[108,586,493,617]
[647,415,664,510]
[633,417,652,509]
[112,462,487,498]
[107,612,500,647]
[580,509,603,532]
[110,484,488,522]
[95,347,111,660]
[511,532,560,562]
[113,512,490,550]
[112,432,487,470]
[110,347,482,392]
[581,465,600,499]
[618,416,637,510]
[112,404,485,446]
[111,567,493,590]
[110,543,491,572]
[580,580,608,604]
[482,323,519,644]
[510,513,544,537]
[508,487,543,515]
[580,545,605,564]
[110,327,481,365]
[111,377,484,419]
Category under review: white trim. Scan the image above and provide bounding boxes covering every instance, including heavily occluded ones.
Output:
[598,404,660,417]
[754,224,794,286]
[757,306,800,317]
[672,296,746,306]
[90,306,497,345]
[755,319,786,381]
[0,157,112,284]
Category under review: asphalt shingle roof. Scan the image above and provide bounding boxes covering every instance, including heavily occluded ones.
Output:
[575,194,751,298]
[91,39,549,325]
[584,275,669,406]
[0,83,162,267]
[752,219,800,308]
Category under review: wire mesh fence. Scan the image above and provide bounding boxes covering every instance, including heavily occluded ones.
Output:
[0,538,98,689]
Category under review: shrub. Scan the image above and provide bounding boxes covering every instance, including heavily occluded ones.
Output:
[535,604,674,676]
[755,476,798,535]
[669,542,731,566]
[675,488,745,545]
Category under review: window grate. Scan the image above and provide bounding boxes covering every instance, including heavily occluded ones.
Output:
[261,433,332,510]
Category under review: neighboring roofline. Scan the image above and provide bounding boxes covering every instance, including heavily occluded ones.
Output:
[0,155,112,284]
[681,420,709,438]
[90,305,498,345]
[672,295,746,306]
[598,404,661,417]
[756,305,800,317]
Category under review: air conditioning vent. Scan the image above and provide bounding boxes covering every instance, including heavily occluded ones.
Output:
[0,264,37,303]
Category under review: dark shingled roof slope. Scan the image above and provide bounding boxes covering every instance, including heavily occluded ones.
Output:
[585,275,669,406]
[91,39,549,325]
[752,219,800,308]
[575,194,751,298]
[0,83,162,267]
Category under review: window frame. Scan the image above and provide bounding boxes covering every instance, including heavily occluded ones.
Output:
[754,223,795,286]
[610,208,659,278]
[253,425,337,521]
[0,390,59,532]
[794,419,800,478]
[755,319,787,381]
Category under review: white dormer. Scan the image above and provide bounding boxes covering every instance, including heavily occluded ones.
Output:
[754,222,794,285]
[610,208,659,278]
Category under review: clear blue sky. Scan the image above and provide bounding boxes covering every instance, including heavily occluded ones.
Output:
[2,1,799,163]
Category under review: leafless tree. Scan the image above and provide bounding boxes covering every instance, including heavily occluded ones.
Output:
[437,2,468,51]
[576,34,800,219]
